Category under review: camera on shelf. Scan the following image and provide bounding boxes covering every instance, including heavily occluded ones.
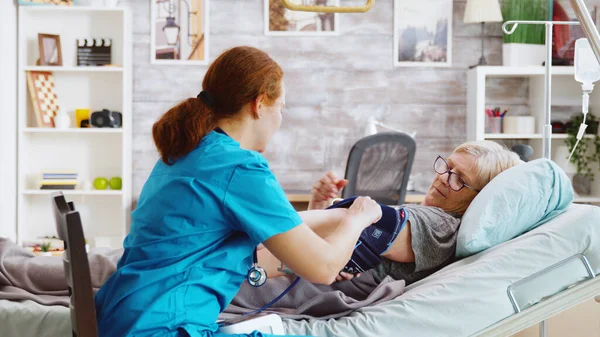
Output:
[90,109,122,128]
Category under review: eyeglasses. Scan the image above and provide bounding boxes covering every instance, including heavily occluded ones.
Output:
[433,156,480,192]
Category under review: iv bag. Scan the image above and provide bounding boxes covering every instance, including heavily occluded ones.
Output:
[574,38,600,91]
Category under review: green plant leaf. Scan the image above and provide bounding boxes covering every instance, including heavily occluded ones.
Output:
[503,0,548,44]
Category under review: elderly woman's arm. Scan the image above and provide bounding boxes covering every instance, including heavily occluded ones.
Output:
[381,221,415,263]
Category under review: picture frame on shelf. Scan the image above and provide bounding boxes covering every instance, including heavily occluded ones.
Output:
[393,0,453,67]
[37,33,62,66]
[264,0,340,36]
[151,0,210,65]
[18,0,77,6]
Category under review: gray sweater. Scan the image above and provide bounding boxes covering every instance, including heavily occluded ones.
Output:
[372,204,461,285]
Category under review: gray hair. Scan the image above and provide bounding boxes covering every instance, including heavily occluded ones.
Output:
[454,140,523,189]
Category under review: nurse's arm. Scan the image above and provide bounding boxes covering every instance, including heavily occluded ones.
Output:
[297,208,348,237]
[258,208,348,278]
[263,206,377,285]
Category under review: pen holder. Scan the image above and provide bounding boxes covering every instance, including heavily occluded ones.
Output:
[486,116,503,134]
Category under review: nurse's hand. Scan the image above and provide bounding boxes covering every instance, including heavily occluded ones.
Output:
[308,170,348,210]
[348,196,382,227]
[335,271,361,282]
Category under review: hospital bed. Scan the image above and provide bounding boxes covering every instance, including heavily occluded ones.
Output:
[1,203,598,337]
[283,203,600,337]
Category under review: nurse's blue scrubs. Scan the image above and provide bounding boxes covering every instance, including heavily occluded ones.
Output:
[94,129,303,337]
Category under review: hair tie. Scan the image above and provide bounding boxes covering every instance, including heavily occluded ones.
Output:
[197,91,216,108]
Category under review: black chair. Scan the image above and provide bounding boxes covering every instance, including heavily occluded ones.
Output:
[51,191,98,337]
[342,132,416,205]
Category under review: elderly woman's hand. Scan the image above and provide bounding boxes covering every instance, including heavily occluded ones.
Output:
[308,171,348,210]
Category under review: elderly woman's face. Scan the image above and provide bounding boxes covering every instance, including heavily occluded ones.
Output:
[422,152,480,214]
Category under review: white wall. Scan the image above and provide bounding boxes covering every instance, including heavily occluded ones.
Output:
[0,1,18,241]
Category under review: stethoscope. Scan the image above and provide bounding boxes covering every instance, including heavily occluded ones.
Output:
[247,248,267,287]
[241,247,301,317]
[214,126,267,287]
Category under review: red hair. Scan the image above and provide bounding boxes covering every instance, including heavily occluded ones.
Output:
[152,46,283,164]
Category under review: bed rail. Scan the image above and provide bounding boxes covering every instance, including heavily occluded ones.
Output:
[507,254,595,313]
[471,254,600,337]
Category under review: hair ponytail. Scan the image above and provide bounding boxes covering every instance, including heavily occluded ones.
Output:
[152,97,214,165]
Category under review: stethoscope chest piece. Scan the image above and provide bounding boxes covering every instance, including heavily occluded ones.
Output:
[247,265,267,287]
[247,248,267,287]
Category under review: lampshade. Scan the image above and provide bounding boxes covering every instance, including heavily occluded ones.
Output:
[463,0,503,23]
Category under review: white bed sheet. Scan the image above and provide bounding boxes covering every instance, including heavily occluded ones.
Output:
[1,205,598,337]
[284,204,600,337]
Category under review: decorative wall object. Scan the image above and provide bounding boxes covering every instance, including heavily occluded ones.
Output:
[394,0,453,67]
[265,0,339,36]
[26,71,60,128]
[151,0,209,65]
[37,33,62,66]
[77,38,112,66]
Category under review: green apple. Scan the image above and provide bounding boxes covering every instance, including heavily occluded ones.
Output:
[94,177,108,190]
[109,177,122,190]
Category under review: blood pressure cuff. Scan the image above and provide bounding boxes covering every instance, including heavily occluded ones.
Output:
[326,197,408,274]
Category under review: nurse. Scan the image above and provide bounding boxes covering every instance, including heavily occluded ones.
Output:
[94,46,382,337]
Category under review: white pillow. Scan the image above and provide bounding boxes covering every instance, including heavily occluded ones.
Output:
[456,158,574,258]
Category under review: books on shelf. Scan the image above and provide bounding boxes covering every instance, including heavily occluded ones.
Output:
[40,172,78,190]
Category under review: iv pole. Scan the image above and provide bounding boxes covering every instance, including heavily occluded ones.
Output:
[502,0,600,162]
[502,20,579,160]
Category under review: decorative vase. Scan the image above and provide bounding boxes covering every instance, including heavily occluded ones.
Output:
[503,43,546,66]
[53,110,71,129]
[573,174,592,195]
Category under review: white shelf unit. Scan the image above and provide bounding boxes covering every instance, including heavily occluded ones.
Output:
[17,6,132,249]
[467,66,600,204]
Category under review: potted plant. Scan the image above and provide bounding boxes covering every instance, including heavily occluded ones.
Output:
[502,0,549,66]
[564,114,600,195]
[38,242,53,257]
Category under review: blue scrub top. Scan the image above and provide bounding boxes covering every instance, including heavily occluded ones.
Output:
[94,130,303,337]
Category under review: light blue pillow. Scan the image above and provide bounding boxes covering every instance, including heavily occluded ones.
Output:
[456,158,574,258]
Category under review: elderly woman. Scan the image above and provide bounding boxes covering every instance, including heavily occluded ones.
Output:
[259,140,522,285]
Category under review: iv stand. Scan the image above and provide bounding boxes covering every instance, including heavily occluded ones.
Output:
[502,20,580,160]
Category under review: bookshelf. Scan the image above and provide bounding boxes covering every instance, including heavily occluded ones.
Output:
[17,6,132,249]
[467,66,600,204]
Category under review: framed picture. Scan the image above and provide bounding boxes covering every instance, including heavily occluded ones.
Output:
[18,0,76,5]
[151,0,210,65]
[393,0,452,67]
[265,0,339,36]
[38,33,62,66]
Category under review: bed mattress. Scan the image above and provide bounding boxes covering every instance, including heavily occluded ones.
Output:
[284,204,600,337]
